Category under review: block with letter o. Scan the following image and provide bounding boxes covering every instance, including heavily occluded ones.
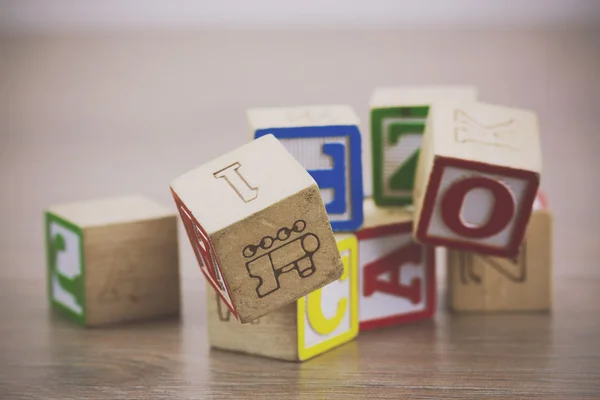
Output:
[413,101,542,258]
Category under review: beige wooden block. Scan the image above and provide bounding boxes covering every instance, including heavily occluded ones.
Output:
[413,101,542,259]
[206,234,359,361]
[171,134,343,323]
[447,201,552,312]
[45,195,180,327]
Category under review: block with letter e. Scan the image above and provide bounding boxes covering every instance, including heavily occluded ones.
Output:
[171,134,343,323]
[413,101,542,259]
[206,234,359,361]
[447,192,552,312]
[357,199,436,331]
[370,85,478,206]
[247,105,364,231]
[45,195,180,327]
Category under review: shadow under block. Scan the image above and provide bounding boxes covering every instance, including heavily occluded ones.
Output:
[206,234,359,361]
[45,195,180,327]
[370,86,478,207]
[171,134,343,323]
[246,105,364,231]
[413,101,542,258]
[357,199,436,331]
[447,208,552,312]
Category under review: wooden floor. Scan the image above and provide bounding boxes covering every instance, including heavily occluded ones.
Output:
[1,28,599,399]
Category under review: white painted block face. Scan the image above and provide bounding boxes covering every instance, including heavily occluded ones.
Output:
[426,165,529,248]
[359,229,429,326]
[297,235,358,360]
[279,136,351,221]
[382,123,423,199]
[300,268,352,349]
[49,221,83,315]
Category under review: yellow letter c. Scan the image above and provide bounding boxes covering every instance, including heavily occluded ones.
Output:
[307,253,349,335]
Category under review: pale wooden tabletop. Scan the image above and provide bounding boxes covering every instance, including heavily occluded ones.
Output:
[1,28,600,399]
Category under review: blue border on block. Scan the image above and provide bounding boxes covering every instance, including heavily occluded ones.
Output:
[255,125,364,232]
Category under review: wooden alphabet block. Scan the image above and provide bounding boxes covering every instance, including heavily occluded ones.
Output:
[171,134,343,323]
[370,86,478,206]
[247,105,364,231]
[206,234,359,361]
[413,101,542,258]
[357,199,436,330]
[447,192,552,312]
[45,195,180,327]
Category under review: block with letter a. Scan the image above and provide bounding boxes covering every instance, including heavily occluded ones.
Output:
[206,234,359,361]
[171,134,343,323]
[447,191,552,312]
[357,199,436,331]
[247,105,364,231]
[413,101,542,258]
[370,85,478,206]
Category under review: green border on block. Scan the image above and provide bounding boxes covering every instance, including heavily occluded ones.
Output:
[45,211,86,326]
[371,106,429,206]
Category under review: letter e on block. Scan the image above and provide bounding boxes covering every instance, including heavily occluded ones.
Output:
[413,101,542,258]
[247,105,364,232]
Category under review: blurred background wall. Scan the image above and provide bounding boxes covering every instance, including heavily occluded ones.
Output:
[1,1,599,281]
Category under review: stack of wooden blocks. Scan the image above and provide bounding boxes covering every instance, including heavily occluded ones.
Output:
[44,85,552,362]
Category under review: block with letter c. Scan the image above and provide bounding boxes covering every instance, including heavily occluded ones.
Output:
[206,234,359,361]
[413,101,542,258]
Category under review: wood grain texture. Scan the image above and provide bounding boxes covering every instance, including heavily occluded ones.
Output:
[1,28,599,399]
[46,196,180,327]
[170,134,343,323]
[447,209,552,312]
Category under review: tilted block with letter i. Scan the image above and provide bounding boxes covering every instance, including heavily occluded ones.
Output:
[247,105,364,231]
[447,192,552,312]
[206,234,359,361]
[413,101,542,258]
[171,134,343,323]
[357,199,436,331]
[45,195,180,327]
[370,86,478,207]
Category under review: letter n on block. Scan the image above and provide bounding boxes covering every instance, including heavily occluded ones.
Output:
[247,105,364,231]
[357,199,436,331]
[171,189,236,318]
[413,101,542,258]
[297,234,359,360]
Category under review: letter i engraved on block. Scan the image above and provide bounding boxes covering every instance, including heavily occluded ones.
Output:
[244,220,320,298]
[213,162,259,203]
[363,242,422,305]
[454,110,518,150]
[460,246,527,285]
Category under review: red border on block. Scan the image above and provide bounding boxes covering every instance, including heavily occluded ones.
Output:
[170,188,238,318]
[415,156,540,259]
[357,221,436,331]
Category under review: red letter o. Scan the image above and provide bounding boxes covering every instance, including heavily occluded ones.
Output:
[441,177,515,238]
